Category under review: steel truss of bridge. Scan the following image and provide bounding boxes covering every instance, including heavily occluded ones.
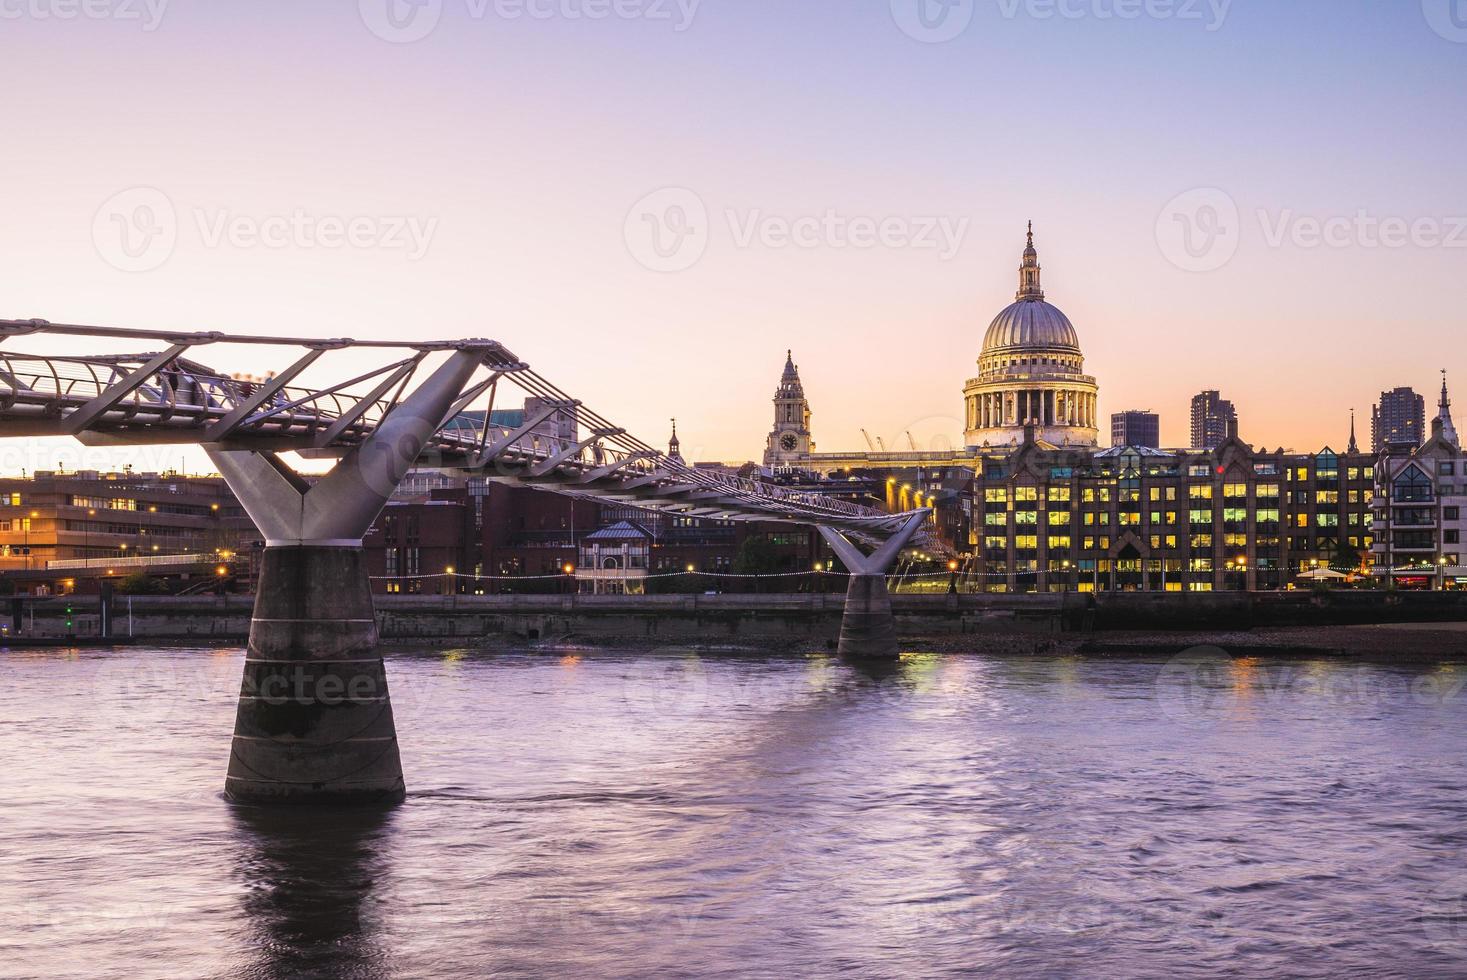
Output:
[0,318,924,536]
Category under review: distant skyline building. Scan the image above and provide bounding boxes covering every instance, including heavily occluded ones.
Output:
[1190,390,1237,451]
[1373,386,1427,453]
[1111,410,1160,449]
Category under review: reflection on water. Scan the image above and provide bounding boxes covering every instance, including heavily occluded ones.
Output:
[4,646,1467,977]
[229,805,397,980]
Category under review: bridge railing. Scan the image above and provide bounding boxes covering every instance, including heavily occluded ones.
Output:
[46,553,222,571]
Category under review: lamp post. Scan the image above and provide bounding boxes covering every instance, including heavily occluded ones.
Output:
[948,559,959,595]
[1441,555,1450,593]
[85,508,96,572]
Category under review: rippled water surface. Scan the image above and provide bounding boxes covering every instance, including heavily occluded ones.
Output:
[5,646,1467,978]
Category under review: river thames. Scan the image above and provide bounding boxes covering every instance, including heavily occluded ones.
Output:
[4,646,1467,978]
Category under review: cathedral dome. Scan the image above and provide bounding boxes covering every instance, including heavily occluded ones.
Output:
[979,222,1081,355]
[962,224,1100,450]
[982,299,1080,354]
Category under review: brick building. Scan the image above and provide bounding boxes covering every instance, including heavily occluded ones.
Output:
[1370,379,1465,588]
[972,426,1375,593]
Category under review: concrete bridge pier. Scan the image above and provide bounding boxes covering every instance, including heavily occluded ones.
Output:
[208,349,486,805]
[818,512,929,659]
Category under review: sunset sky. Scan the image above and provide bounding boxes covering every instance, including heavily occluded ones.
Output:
[1,0,1463,472]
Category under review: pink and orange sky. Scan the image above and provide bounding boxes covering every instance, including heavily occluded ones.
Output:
[1,0,1463,473]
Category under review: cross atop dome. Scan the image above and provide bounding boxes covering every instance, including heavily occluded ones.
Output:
[1017,222,1044,302]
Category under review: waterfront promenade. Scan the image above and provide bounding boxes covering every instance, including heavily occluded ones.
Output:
[6,590,1467,657]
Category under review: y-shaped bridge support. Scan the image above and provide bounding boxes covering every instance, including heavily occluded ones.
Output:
[207,350,485,805]
[818,512,930,659]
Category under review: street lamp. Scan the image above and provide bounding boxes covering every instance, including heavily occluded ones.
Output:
[1441,555,1451,592]
[947,559,959,595]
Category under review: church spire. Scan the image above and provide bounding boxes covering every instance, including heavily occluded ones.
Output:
[1440,370,1459,449]
[1347,408,1359,454]
[668,418,684,464]
[1017,221,1044,302]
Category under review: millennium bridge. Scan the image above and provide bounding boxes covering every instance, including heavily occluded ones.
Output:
[0,318,931,804]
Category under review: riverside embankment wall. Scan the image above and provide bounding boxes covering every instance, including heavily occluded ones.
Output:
[4,591,1467,645]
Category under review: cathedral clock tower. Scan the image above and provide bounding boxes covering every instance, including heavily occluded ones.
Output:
[763,350,814,466]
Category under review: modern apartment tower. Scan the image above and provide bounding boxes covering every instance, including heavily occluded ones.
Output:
[1372,387,1426,452]
[1190,391,1237,451]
